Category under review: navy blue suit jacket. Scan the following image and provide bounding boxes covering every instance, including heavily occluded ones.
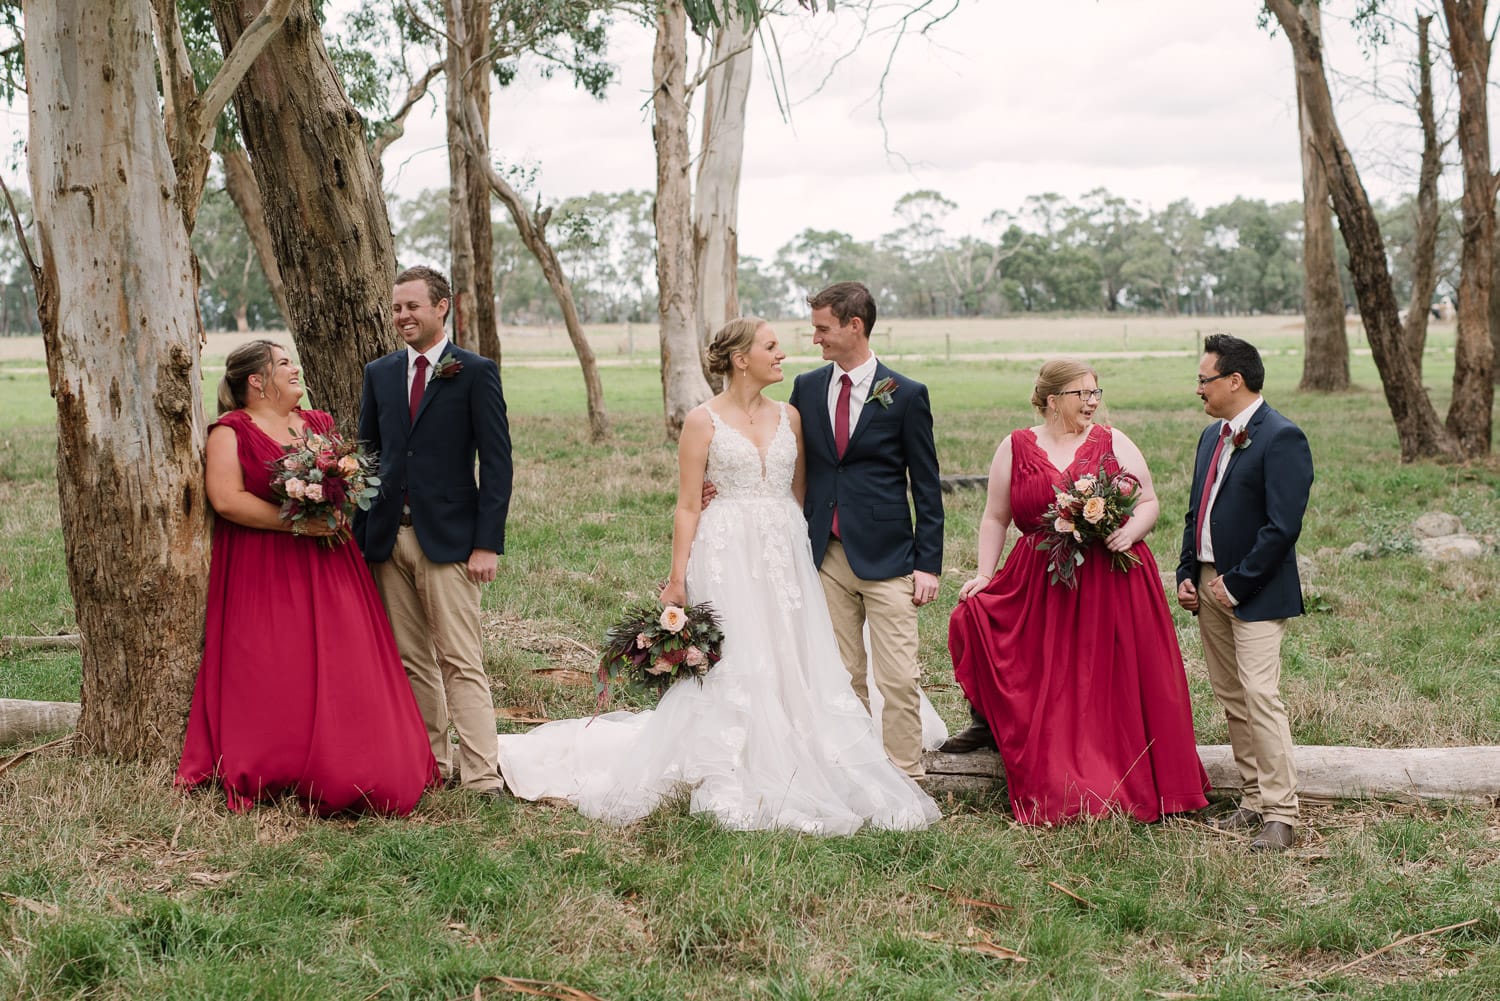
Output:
[788,361,943,580]
[354,343,512,565]
[1176,402,1313,622]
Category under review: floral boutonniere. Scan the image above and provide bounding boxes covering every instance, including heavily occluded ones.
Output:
[1230,428,1252,451]
[866,376,899,408]
[431,353,463,380]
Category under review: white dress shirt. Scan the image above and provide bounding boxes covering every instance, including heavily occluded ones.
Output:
[1199,395,1264,598]
[825,354,880,437]
[406,337,450,398]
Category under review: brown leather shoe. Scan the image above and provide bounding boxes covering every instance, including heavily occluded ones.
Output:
[1209,807,1262,832]
[1249,820,1295,852]
[939,707,997,754]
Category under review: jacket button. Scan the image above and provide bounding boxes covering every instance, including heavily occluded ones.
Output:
[827,501,834,508]
[407,450,414,456]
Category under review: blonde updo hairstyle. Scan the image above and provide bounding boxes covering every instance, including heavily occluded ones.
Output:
[217,339,284,415]
[706,316,768,380]
[1030,358,1098,416]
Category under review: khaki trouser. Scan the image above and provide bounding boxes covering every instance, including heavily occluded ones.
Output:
[372,526,500,792]
[1197,563,1298,825]
[818,540,924,778]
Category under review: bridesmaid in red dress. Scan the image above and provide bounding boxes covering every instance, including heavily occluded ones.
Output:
[176,340,439,816]
[949,359,1209,824]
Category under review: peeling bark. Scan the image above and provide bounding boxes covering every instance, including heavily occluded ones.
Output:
[1440,0,1496,456]
[1293,1,1348,392]
[212,0,399,430]
[654,0,712,440]
[693,16,754,389]
[23,0,211,760]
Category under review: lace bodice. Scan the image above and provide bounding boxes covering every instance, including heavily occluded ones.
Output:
[705,404,796,500]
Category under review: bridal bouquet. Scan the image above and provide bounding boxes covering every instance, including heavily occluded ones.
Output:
[1036,459,1142,588]
[595,602,725,704]
[267,430,381,545]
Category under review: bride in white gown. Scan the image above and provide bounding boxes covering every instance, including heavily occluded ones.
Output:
[496,318,940,834]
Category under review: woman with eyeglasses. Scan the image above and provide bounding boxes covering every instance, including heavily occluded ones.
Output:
[945,358,1209,825]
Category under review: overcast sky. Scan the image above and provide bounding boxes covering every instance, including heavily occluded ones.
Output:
[363,1,1443,261]
[0,2,1446,261]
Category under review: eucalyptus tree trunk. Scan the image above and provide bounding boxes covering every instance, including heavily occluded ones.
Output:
[212,0,399,429]
[464,0,500,364]
[654,0,712,440]
[23,0,211,760]
[445,0,478,351]
[1293,1,1348,392]
[1403,14,1442,378]
[1440,0,1496,457]
[221,145,293,329]
[693,15,754,389]
[1266,0,1456,461]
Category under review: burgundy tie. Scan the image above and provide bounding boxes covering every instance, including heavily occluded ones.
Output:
[1195,422,1233,555]
[832,374,852,539]
[409,355,430,422]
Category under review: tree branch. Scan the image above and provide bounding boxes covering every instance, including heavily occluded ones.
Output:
[0,173,39,283]
[193,0,296,152]
[373,61,444,162]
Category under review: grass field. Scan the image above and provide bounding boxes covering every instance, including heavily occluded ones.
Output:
[1,316,1498,999]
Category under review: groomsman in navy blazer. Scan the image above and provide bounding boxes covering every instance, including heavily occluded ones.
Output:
[356,265,512,797]
[1176,333,1313,852]
[788,281,944,779]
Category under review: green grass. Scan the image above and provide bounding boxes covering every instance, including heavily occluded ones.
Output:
[2,323,1498,999]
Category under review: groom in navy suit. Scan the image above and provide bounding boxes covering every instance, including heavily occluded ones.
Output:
[1176,333,1313,852]
[788,282,944,779]
[356,265,512,796]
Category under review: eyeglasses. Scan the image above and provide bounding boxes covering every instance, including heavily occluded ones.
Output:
[1057,389,1104,402]
[1196,373,1232,387]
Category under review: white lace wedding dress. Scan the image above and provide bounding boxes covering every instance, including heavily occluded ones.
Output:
[496,403,941,834]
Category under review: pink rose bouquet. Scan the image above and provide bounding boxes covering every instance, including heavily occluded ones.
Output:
[1035,458,1143,588]
[267,430,380,546]
[595,602,725,704]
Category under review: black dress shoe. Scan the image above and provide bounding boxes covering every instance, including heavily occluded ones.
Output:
[939,707,996,754]
[1249,820,1295,852]
[1209,807,1262,832]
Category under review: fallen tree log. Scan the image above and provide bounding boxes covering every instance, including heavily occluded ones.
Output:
[923,744,1500,806]
[0,699,82,747]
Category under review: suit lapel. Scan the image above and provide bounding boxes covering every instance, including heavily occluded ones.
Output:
[1219,405,1269,486]
[380,353,412,431]
[411,363,448,429]
[844,361,888,455]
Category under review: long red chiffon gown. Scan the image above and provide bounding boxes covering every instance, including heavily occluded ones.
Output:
[176,409,439,816]
[949,424,1209,824]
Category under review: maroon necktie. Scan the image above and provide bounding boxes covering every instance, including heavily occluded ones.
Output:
[832,374,852,538]
[1194,422,1233,555]
[409,355,430,422]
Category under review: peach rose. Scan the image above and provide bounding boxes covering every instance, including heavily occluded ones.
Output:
[284,477,307,499]
[1082,496,1107,524]
[684,646,706,667]
[303,483,324,503]
[635,632,651,650]
[659,606,688,633]
[1073,475,1096,495]
[1054,516,1075,534]
[647,657,673,676]
[338,455,360,475]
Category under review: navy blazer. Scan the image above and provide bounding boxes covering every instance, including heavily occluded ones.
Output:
[354,343,512,565]
[788,361,943,580]
[1176,402,1313,622]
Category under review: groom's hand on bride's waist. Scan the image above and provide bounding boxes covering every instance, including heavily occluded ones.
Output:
[912,570,940,606]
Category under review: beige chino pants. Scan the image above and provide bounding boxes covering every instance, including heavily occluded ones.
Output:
[818,540,925,778]
[372,526,501,792]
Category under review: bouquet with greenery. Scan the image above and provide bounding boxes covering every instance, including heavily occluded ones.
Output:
[267,430,380,545]
[595,602,725,704]
[1036,459,1142,588]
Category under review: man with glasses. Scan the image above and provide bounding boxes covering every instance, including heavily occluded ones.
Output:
[1176,334,1313,852]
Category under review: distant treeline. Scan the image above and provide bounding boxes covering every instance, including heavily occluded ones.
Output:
[0,184,1460,336]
